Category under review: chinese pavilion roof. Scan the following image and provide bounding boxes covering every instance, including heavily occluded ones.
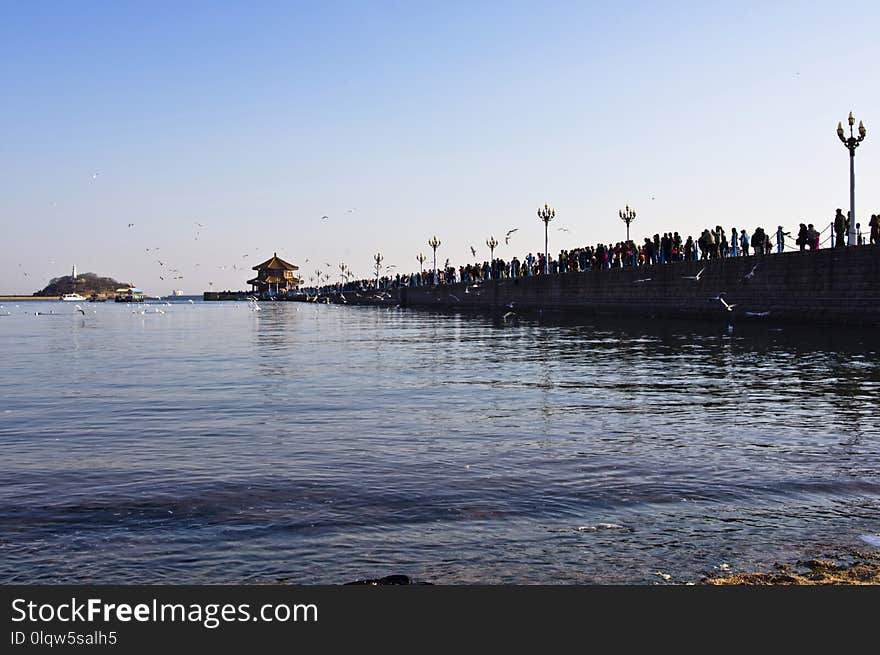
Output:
[252,253,299,271]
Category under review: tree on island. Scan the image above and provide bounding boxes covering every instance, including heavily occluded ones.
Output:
[35,272,133,297]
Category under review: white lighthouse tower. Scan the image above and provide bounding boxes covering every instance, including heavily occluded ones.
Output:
[72,265,77,281]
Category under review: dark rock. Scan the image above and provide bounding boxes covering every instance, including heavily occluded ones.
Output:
[344,574,433,586]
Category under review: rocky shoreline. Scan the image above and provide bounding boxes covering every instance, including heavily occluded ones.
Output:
[702,553,880,585]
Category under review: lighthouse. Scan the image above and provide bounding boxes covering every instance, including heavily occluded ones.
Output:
[72,265,77,281]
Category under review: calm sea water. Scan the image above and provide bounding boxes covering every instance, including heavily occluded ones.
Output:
[1,299,878,584]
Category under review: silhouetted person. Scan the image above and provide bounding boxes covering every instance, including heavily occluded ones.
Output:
[807,223,819,251]
[796,223,808,251]
[834,208,847,248]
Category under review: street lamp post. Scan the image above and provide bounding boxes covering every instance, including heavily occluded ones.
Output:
[428,236,441,285]
[837,112,867,246]
[373,253,383,289]
[416,252,427,274]
[339,262,347,286]
[486,236,498,261]
[537,204,555,274]
[619,205,636,242]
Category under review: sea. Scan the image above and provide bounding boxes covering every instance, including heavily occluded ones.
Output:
[1,299,878,584]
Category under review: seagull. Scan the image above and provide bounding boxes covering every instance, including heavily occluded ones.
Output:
[470,246,477,257]
[718,297,736,312]
[128,223,135,228]
[347,208,356,213]
[449,294,460,302]
[503,311,516,319]
[742,264,758,281]
[506,228,518,237]
[681,267,705,281]
[634,278,652,283]
[74,305,85,315]
[558,227,570,232]
[745,311,770,318]
[321,215,329,221]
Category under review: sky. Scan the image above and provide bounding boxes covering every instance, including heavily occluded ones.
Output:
[1,1,878,294]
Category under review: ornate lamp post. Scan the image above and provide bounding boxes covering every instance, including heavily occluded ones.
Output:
[837,112,867,246]
[537,203,555,274]
[373,253,383,289]
[486,236,498,260]
[428,236,441,284]
[339,262,348,286]
[416,252,427,273]
[619,205,636,242]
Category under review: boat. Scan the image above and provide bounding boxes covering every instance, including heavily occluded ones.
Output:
[60,293,86,301]
[114,288,145,303]
[170,289,184,297]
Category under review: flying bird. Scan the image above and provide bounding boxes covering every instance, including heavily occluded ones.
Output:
[718,297,736,312]
[634,278,652,283]
[742,264,758,281]
[321,215,329,221]
[558,227,570,232]
[128,223,135,228]
[506,228,518,237]
[470,246,477,257]
[681,267,705,281]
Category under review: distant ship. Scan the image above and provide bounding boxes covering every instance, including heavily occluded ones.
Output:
[170,289,185,297]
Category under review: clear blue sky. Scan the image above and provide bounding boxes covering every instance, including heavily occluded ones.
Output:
[2,1,878,293]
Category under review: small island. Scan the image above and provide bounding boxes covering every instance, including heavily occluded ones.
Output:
[36,270,134,300]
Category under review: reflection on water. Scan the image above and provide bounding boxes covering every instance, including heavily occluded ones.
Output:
[0,300,878,583]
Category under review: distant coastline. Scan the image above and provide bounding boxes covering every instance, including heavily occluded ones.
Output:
[0,295,51,301]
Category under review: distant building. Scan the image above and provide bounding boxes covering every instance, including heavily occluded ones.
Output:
[247,252,301,295]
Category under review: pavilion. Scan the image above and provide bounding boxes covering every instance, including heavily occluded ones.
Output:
[247,253,301,296]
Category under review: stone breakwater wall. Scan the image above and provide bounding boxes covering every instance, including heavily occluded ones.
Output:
[388,248,880,326]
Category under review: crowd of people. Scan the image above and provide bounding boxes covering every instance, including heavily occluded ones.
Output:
[303,211,880,294]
